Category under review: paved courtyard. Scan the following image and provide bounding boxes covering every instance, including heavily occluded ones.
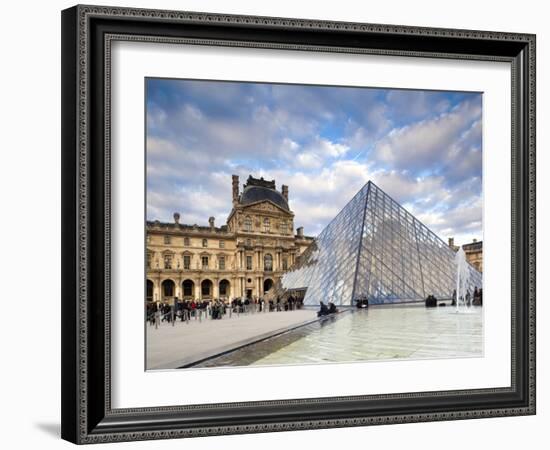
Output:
[146,309,318,369]
[147,305,483,370]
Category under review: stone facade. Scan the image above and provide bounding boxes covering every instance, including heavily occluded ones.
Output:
[146,175,314,304]
[448,237,483,272]
[462,239,483,272]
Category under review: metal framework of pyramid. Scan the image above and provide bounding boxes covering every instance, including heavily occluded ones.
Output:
[281,181,482,306]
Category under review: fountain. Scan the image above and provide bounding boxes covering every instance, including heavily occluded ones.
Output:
[454,247,474,313]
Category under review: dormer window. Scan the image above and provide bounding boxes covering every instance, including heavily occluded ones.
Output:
[163,253,172,269]
[244,216,252,232]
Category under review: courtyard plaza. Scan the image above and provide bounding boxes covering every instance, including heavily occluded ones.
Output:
[146,307,317,369]
[147,304,483,370]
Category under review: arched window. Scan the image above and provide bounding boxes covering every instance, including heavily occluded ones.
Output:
[201,279,213,298]
[244,216,252,232]
[182,279,194,298]
[263,278,274,293]
[264,253,273,272]
[219,279,230,297]
[263,217,270,233]
[162,279,175,297]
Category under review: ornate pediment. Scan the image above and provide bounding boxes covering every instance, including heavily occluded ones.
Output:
[242,200,292,216]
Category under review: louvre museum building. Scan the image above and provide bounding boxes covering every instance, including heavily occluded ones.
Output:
[146,175,314,304]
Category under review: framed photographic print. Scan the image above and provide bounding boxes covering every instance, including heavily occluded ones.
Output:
[61,4,536,444]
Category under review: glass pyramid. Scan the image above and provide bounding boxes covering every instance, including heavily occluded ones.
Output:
[281,181,482,305]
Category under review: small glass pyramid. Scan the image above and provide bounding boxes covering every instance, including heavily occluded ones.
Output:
[281,181,482,305]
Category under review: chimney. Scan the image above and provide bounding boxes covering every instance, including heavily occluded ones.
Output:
[297,226,304,237]
[282,184,289,201]
[473,238,477,243]
[448,237,454,248]
[209,216,215,229]
[232,175,239,204]
[173,212,180,225]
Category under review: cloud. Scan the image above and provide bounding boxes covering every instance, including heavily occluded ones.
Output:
[372,98,481,175]
[146,78,483,245]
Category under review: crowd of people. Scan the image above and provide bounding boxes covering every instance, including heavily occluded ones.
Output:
[146,294,304,327]
[426,286,483,307]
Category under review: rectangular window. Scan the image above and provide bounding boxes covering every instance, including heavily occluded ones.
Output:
[246,255,253,270]
[201,256,209,269]
[282,257,288,271]
[219,256,225,270]
[164,235,171,244]
[219,240,225,248]
[146,252,152,269]
[184,237,190,246]
[183,255,191,270]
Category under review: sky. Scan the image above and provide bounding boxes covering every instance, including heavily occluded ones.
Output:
[146,78,482,246]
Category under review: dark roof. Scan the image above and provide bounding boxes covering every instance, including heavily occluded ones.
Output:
[244,175,276,189]
[240,185,290,211]
[462,241,482,250]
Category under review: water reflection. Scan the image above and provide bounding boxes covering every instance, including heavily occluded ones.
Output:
[193,306,482,368]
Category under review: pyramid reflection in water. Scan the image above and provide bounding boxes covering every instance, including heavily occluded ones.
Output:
[281,181,482,306]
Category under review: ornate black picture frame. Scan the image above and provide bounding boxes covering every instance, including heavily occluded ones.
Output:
[61,4,536,444]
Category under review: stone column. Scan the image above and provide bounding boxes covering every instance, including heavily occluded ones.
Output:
[258,277,262,296]
[195,278,201,301]
[153,280,160,303]
[175,276,181,299]
[213,278,219,299]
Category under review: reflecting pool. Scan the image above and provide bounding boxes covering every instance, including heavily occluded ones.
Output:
[195,305,483,368]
